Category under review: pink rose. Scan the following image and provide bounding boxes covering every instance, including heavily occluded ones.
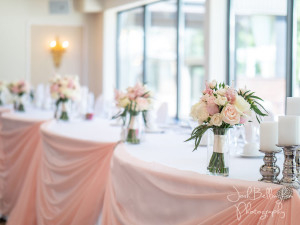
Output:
[225,88,236,104]
[12,86,19,94]
[221,104,240,125]
[68,81,74,88]
[206,95,216,104]
[206,103,219,115]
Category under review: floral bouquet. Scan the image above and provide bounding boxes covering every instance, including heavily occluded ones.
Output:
[113,82,152,144]
[8,80,30,111]
[0,81,6,105]
[186,80,267,176]
[50,75,81,121]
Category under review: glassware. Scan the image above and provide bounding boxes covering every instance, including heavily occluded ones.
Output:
[207,128,230,176]
[125,113,144,144]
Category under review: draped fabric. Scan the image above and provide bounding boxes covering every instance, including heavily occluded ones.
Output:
[0,108,11,129]
[102,144,300,225]
[0,117,44,216]
[7,123,118,225]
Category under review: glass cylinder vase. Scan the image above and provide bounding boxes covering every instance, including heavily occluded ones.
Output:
[207,128,230,176]
[125,113,144,144]
[17,95,25,112]
[0,92,3,106]
[59,101,69,121]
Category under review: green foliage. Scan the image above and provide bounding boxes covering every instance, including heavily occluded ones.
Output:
[112,101,148,127]
[237,90,268,123]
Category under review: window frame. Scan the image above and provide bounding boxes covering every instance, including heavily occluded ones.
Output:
[227,0,295,114]
[116,0,206,120]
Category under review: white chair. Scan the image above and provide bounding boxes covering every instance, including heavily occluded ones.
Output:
[42,84,52,110]
[94,95,113,118]
[87,92,95,113]
[156,102,169,124]
[34,84,45,108]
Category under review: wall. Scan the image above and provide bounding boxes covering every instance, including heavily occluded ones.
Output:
[0,0,84,82]
[31,25,83,85]
[84,13,103,97]
[0,0,103,96]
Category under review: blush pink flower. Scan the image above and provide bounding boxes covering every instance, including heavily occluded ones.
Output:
[221,104,240,125]
[136,97,149,111]
[206,95,216,104]
[133,82,145,97]
[203,82,213,95]
[239,116,247,124]
[68,81,74,88]
[225,88,236,104]
[206,103,219,115]
[12,86,19,94]
[114,89,124,101]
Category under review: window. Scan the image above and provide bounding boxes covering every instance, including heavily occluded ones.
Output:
[117,8,144,91]
[294,0,300,97]
[117,0,206,119]
[146,1,178,117]
[180,0,206,118]
[229,0,287,116]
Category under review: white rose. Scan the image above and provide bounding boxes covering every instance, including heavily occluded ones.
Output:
[190,101,209,122]
[234,95,250,114]
[201,93,210,102]
[198,119,204,125]
[214,95,227,106]
[118,97,130,108]
[216,88,226,96]
[190,102,201,120]
[209,80,217,89]
[210,113,223,126]
[136,97,150,111]
[51,93,59,99]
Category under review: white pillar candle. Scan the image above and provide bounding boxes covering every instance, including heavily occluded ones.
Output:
[278,116,300,146]
[286,97,300,115]
[260,121,278,152]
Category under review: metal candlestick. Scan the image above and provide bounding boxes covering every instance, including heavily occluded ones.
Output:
[296,150,300,179]
[259,149,281,184]
[277,145,300,189]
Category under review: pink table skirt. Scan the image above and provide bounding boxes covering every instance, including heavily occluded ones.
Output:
[102,144,300,225]
[0,116,45,216]
[7,123,118,225]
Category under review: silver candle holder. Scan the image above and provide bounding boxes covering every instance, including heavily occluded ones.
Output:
[277,145,300,189]
[259,149,281,184]
[296,150,300,178]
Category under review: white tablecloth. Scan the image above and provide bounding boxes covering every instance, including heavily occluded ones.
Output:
[41,119,281,182]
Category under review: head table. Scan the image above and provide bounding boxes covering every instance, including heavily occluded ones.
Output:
[0,108,52,217]
[0,109,298,225]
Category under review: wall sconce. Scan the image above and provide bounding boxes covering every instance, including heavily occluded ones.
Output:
[49,37,69,68]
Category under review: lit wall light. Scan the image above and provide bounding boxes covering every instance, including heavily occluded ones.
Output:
[49,37,69,68]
